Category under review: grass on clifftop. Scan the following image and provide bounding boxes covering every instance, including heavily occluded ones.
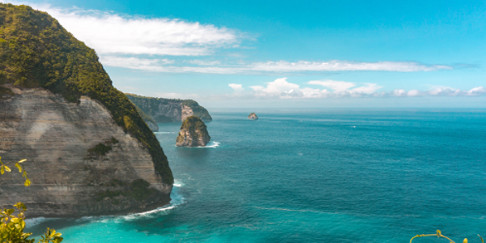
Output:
[0,3,173,184]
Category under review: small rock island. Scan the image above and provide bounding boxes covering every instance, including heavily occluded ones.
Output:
[176,116,211,147]
[248,112,259,120]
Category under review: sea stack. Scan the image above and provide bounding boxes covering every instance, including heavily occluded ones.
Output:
[248,112,259,120]
[176,116,211,147]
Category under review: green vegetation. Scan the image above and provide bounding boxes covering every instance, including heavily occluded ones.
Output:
[410,230,483,243]
[87,143,111,158]
[126,93,212,122]
[86,137,119,158]
[0,3,172,184]
[0,156,63,242]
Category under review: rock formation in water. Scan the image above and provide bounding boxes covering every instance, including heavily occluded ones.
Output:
[0,3,173,217]
[176,116,211,147]
[126,94,212,125]
[248,113,259,120]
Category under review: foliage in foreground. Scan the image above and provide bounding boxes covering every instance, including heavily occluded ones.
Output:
[410,229,484,243]
[0,156,63,242]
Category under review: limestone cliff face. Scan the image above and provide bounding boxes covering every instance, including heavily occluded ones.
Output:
[0,87,171,217]
[176,116,211,147]
[126,94,212,123]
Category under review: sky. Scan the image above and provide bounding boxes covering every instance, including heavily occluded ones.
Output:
[3,0,486,109]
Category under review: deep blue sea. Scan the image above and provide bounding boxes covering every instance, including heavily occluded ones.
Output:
[29,110,486,242]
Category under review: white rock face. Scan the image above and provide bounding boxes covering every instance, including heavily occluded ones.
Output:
[0,87,171,217]
[181,105,194,122]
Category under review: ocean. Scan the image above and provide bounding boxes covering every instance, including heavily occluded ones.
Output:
[28,110,486,242]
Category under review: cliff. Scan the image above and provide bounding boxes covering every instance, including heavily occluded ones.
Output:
[126,94,212,124]
[0,3,173,216]
[176,116,211,147]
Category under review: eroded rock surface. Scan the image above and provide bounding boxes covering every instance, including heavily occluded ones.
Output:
[0,87,172,217]
[176,116,211,147]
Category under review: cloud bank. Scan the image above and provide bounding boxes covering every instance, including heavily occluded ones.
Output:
[5,1,452,74]
[230,78,486,99]
[96,56,452,74]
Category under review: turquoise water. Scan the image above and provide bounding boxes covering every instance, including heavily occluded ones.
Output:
[29,110,486,242]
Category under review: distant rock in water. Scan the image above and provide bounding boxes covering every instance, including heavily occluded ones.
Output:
[0,3,173,217]
[126,94,212,124]
[248,113,259,120]
[176,116,211,147]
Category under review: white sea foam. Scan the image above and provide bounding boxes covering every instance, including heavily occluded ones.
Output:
[204,141,220,148]
[122,205,177,220]
[175,141,221,148]
[173,179,184,187]
[120,180,185,221]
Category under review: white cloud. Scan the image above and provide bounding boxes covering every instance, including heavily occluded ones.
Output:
[301,88,327,98]
[308,80,355,92]
[392,89,406,96]
[250,78,302,98]
[247,78,382,99]
[97,59,452,74]
[407,90,421,97]
[99,56,238,73]
[428,87,461,96]
[467,86,486,96]
[188,60,222,66]
[348,83,382,96]
[100,56,174,71]
[239,78,486,100]
[13,1,239,56]
[390,86,486,97]
[248,60,450,72]
[228,83,244,92]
